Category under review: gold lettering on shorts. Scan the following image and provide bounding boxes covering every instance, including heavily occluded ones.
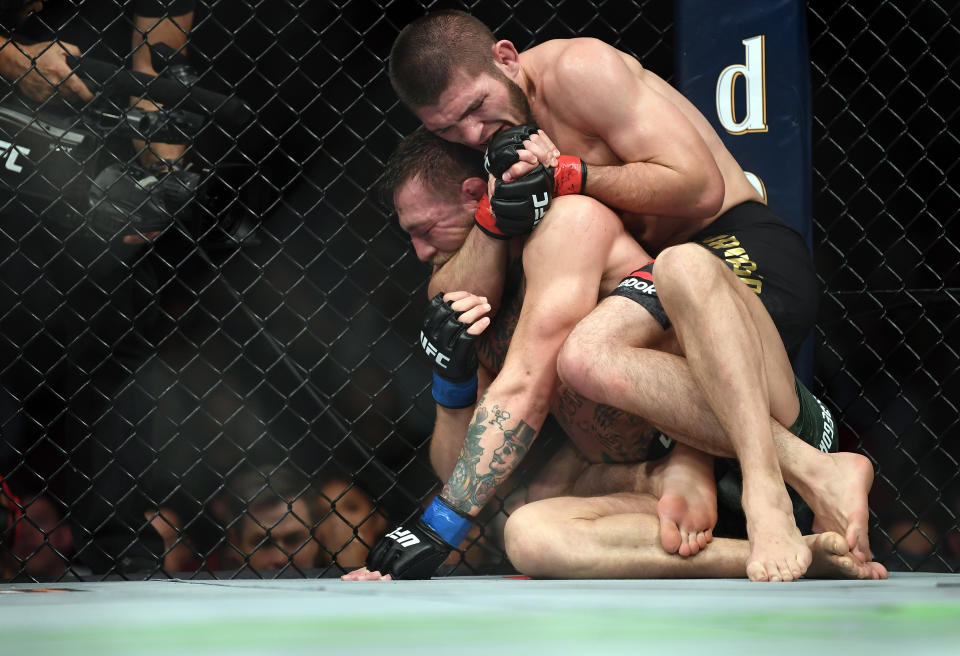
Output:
[701,235,763,294]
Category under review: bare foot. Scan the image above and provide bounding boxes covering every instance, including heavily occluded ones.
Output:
[648,444,717,557]
[805,452,874,563]
[341,567,393,581]
[805,531,888,580]
[742,482,812,582]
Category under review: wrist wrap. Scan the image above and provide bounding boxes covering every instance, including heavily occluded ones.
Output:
[552,155,586,196]
[421,496,472,547]
[432,371,478,409]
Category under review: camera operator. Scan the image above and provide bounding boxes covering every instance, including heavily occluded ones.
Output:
[0,0,198,575]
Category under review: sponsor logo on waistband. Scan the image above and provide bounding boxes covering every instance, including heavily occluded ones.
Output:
[616,277,657,295]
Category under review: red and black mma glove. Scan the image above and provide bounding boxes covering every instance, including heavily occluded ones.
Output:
[473,192,509,239]
[365,496,473,579]
[0,475,23,549]
[420,292,480,409]
[480,125,588,238]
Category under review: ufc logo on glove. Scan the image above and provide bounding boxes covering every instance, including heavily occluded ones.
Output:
[386,527,421,548]
[420,331,451,369]
[531,191,549,224]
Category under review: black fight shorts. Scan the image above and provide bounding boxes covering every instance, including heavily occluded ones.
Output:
[609,201,819,356]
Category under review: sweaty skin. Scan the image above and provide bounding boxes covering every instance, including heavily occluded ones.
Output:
[413,35,873,580]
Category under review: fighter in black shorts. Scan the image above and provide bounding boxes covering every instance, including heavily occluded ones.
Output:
[611,201,817,357]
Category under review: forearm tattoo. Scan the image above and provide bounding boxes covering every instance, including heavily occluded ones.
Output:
[443,396,537,515]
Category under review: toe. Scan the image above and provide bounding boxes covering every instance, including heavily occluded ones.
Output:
[696,530,708,551]
[659,519,682,554]
[788,558,804,581]
[821,532,846,556]
[766,560,784,582]
[747,560,769,582]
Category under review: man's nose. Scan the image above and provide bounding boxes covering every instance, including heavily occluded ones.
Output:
[412,237,435,262]
[461,117,484,147]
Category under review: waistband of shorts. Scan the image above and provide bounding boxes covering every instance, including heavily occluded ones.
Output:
[700,200,803,240]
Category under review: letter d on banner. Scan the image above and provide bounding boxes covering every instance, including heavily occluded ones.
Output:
[716,35,768,134]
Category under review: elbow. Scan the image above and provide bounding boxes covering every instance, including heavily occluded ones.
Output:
[694,169,725,218]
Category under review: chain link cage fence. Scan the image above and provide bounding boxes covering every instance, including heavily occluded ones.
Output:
[0,0,955,581]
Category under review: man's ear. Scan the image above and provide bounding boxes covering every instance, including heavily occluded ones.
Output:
[491,40,521,77]
[460,176,487,204]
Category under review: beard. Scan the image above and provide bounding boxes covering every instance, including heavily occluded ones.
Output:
[492,68,534,125]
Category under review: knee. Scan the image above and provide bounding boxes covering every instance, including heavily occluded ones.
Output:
[504,504,562,578]
[653,243,723,300]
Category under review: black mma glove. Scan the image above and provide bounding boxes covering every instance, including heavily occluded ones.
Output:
[420,293,480,408]
[474,185,547,240]
[488,167,552,236]
[483,124,540,178]
[366,496,472,579]
[481,124,587,239]
[484,124,587,196]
